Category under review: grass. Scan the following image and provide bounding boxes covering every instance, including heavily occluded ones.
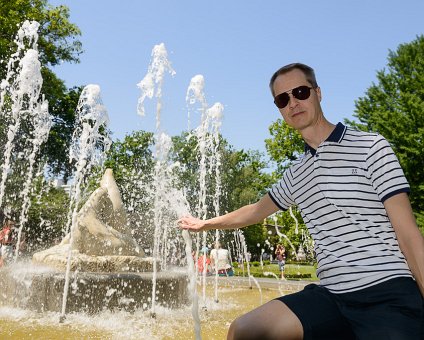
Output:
[233,262,319,281]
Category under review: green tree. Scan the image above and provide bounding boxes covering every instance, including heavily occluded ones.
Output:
[220,147,275,256]
[102,129,276,258]
[103,131,155,184]
[101,130,155,215]
[264,208,313,263]
[99,131,155,245]
[221,148,274,212]
[42,84,83,181]
[171,131,275,256]
[0,1,81,77]
[265,118,304,175]
[26,181,70,252]
[345,35,424,231]
[171,132,203,214]
[0,0,83,178]
[264,118,312,259]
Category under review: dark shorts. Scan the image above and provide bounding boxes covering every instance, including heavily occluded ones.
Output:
[276,277,424,340]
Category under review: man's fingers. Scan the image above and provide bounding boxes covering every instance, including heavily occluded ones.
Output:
[177,217,193,230]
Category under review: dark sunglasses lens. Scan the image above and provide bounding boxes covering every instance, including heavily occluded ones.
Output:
[292,86,311,100]
[274,93,289,109]
[274,86,312,108]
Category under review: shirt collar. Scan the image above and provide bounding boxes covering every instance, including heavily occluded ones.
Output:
[304,122,346,156]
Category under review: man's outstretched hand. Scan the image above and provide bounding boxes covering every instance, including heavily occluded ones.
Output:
[177,215,206,232]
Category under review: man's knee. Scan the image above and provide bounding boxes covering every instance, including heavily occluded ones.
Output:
[227,316,267,340]
[227,300,304,340]
[227,317,250,340]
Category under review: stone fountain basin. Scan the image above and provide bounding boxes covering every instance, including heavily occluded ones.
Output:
[0,262,189,314]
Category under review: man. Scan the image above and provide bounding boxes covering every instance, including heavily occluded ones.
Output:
[179,63,424,339]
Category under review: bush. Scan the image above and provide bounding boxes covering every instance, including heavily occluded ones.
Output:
[286,260,316,266]
[285,273,312,279]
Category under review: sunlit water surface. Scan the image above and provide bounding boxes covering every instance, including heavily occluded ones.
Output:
[0,284,287,340]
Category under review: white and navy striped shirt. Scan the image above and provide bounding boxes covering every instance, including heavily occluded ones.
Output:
[269,122,412,293]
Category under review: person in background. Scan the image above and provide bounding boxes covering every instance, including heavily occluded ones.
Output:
[210,241,234,276]
[197,247,211,275]
[275,244,286,280]
[0,210,5,265]
[178,62,424,339]
[0,219,16,265]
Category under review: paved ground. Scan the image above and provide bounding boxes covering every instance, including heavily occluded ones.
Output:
[205,275,318,292]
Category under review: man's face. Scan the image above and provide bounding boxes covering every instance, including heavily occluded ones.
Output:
[272,69,322,132]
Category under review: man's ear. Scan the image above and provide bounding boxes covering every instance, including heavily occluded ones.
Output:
[315,87,322,102]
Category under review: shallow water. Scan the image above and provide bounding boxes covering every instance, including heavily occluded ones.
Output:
[0,282,289,340]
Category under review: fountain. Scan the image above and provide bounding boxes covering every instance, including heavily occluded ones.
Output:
[0,23,189,317]
[0,168,189,313]
[0,21,310,339]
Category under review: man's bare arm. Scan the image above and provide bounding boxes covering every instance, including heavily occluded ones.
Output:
[178,194,280,232]
[384,192,424,297]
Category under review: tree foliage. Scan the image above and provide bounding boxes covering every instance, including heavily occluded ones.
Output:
[221,146,274,210]
[0,0,83,179]
[264,207,315,263]
[219,147,275,254]
[263,118,312,258]
[0,0,82,75]
[42,84,83,181]
[102,130,155,222]
[103,130,155,184]
[265,118,304,175]
[170,132,274,218]
[26,182,70,252]
[0,1,87,250]
[345,35,424,230]
[102,130,275,257]
[172,133,274,227]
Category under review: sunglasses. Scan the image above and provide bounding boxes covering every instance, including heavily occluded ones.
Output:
[273,85,314,109]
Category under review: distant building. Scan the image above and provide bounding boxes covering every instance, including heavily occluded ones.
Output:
[48,178,72,194]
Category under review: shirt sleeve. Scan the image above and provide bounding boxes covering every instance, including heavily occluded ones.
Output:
[366,134,410,202]
[268,170,295,211]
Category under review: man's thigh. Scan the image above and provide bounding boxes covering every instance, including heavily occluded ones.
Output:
[276,284,355,340]
[228,299,303,340]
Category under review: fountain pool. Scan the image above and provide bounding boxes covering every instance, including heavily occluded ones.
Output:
[0,278,309,339]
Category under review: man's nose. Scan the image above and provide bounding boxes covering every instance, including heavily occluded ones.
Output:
[288,93,298,108]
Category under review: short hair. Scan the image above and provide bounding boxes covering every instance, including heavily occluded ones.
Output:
[269,63,318,97]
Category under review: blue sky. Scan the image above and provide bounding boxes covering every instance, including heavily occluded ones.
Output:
[49,0,423,159]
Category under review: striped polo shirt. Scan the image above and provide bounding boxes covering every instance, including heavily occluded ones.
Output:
[269,122,412,293]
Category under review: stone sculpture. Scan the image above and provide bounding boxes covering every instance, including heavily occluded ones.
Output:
[69,168,142,256]
[32,169,149,272]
